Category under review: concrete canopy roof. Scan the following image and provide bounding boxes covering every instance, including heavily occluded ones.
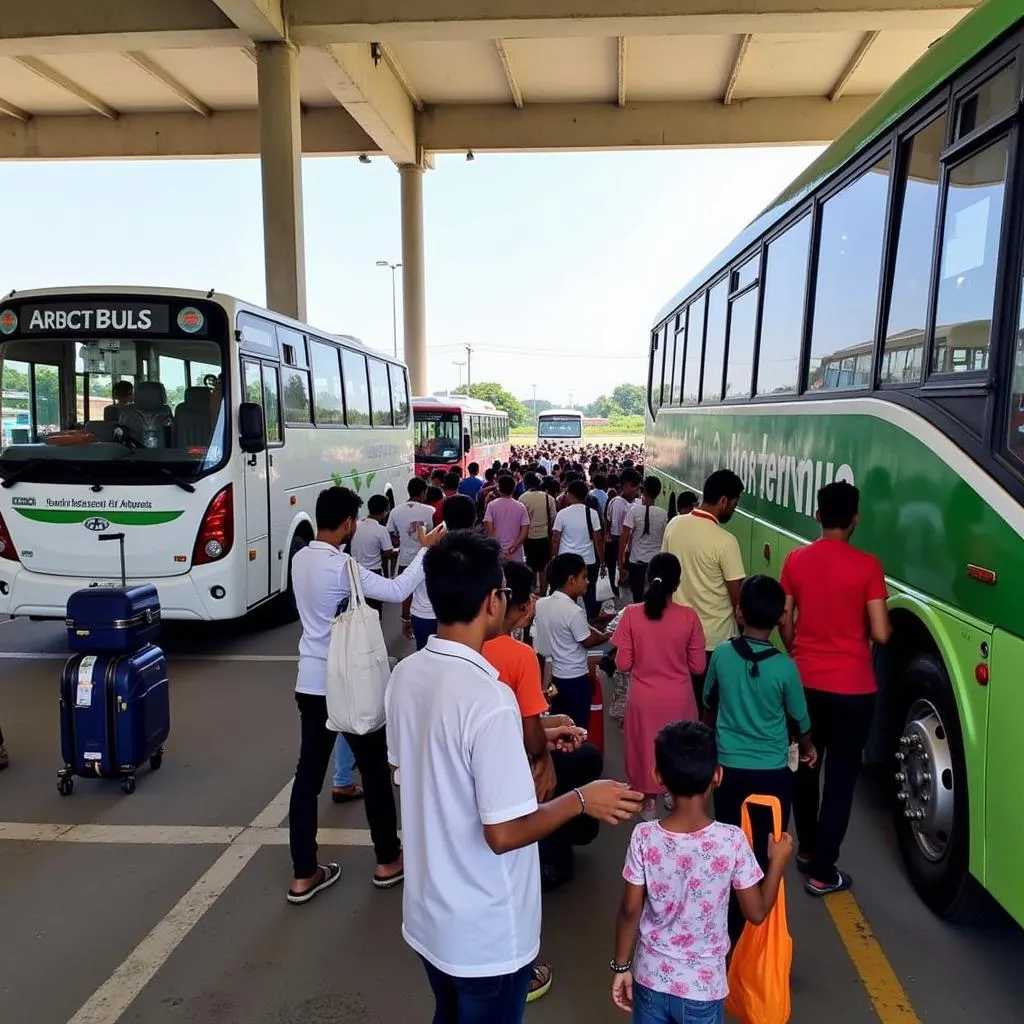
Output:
[0,0,977,162]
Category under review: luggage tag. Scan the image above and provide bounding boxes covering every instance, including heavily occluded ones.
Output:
[76,656,98,708]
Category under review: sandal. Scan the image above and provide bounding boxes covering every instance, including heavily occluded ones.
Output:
[372,867,405,890]
[795,853,812,874]
[527,962,553,1003]
[805,870,853,897]
[287,862,341,905]
[331,784,364,804]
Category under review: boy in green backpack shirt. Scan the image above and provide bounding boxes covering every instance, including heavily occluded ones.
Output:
[704,575,816,850]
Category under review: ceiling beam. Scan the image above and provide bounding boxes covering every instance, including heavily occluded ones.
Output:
[0,108,377,160]
[12,56,118,119]
[304,43,419,165]
[209,0,286,42]
[379,43,424,113]
[0,96,31,122]
[830,30,881,101]
[617,37,627,108]
[417,95,877,152]
[290,0,974,42]
[723,33,752,105]
[0,0,244,56]
[122,52,212,117]
[495,40,524,110]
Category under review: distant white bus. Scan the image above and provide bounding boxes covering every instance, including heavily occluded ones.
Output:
[537,409,584,443]
[0,287,412,621]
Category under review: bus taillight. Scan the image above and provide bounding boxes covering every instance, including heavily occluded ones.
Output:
[0,511,18,562]
[193,485,234,565]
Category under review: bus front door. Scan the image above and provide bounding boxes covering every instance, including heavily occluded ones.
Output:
[242,359,272,607]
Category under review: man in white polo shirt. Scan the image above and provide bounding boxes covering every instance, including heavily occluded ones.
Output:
[286,486,441,906]
[386,531,642,1023]
[387,476,436,574]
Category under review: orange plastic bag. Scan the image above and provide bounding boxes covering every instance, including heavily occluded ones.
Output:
[725,795,792,1024]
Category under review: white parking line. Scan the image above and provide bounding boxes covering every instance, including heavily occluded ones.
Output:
[59,777,372,1024]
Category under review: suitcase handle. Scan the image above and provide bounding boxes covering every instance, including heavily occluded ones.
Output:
[98,532,127,587]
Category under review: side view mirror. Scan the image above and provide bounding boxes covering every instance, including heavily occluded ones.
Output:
[238,402,266,454]
[463,433,471,454]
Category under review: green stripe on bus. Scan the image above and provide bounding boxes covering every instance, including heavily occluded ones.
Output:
[14,509,183,525]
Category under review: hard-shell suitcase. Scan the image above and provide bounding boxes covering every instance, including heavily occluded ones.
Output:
[57,645,170,795]
[65,532,161,653]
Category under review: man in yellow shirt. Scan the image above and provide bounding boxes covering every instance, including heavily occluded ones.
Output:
[661,469,746,710]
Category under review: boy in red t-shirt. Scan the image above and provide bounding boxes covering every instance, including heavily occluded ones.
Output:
[780,480,892,897]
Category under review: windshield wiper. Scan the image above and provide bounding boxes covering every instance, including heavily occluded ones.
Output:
[120,460,196,493]
[0,459,48,489]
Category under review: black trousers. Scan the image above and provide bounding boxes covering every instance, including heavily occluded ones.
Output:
[539,742,603,878]
[550,673,592,730]
[604,536,621,594]
[289,692,400,878]
[583,561,600,619]
[691,652,716,718]
[715,765,793,941]
[793,689,876,884]
[627,561,649,603]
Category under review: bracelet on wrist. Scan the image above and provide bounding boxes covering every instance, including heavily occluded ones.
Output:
[573,786,586,815]
[609,959,632,974]
[401,617,411,623]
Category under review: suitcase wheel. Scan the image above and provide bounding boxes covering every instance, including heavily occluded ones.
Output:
[150,750,164,772]
[57,775,74,797]
[121,776,136,795]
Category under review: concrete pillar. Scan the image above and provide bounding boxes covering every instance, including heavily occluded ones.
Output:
[400,164,427,395]
[256,42,306,322]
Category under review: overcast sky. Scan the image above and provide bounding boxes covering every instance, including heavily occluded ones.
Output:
[0,145,822,404]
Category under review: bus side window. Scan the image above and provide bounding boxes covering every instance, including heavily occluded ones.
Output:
[263,367,282,444]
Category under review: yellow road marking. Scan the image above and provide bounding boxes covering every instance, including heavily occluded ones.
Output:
[825,890,923,1024]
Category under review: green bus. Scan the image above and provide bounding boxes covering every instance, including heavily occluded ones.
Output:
[645,1,1024,925]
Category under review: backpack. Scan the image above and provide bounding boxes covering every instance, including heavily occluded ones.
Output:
[704,637,780,715]
[325,556,392,735]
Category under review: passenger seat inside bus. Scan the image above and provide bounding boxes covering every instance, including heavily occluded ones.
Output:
[120,382,173,448]
[174,387,213,448]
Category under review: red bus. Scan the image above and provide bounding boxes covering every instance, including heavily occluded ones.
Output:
[413,395,510,479]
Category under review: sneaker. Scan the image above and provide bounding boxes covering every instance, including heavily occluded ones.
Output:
[805,870,853,897]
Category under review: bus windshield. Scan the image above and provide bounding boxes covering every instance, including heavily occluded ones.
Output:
[538,416,582,439]
[0,335,227,484]
[414,410,463,463]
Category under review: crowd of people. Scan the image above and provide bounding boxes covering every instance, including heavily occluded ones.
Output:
[283,443,891,1023]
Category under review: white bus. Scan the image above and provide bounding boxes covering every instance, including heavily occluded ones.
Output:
[537,409,584,443]
[0,287,413,621]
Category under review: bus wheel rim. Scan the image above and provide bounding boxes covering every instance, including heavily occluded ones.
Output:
[897,698,955,863]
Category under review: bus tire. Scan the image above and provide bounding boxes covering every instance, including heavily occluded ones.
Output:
[891,653,985,922]
[275,530,310,623]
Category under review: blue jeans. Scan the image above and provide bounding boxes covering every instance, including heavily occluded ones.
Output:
[633,984,724,1024]
[419,957,532,1024]
[411,615,438,651]
[332,734,356,788]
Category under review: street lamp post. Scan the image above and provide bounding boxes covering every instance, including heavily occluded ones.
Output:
[375,260,402,359]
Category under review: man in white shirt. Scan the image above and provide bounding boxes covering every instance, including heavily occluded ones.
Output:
[551,480,604,620]
[348,494,398,615]
[387,477,436,573]
[604,470,640,597]
[620,475,668,601]
[386,530,642,1022]
[537,452,553,475]
[286,486,441,906]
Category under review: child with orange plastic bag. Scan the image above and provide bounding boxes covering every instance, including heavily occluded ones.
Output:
[611,721,794,1023]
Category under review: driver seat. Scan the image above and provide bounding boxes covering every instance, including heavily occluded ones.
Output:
[175,387,214,448]
[119,382,172,449]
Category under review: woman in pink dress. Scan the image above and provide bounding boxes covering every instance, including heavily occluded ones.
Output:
[612,552,706,815]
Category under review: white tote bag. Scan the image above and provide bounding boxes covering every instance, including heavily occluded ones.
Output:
[325,557,392,735]
[595,568,615,605]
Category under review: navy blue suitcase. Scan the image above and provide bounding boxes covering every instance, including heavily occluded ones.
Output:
[65,532,161,653]
[58,645,170,795]
[66,584,161,653]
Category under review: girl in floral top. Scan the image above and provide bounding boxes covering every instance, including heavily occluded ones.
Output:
[611,721,794,1022]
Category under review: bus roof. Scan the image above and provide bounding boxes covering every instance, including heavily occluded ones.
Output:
[655,0,1021,325]
[413,394,506,415]
[538,409,583,417]
[0,285,403,366]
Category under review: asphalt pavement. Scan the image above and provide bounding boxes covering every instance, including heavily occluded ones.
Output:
[1,608,1022,1024]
